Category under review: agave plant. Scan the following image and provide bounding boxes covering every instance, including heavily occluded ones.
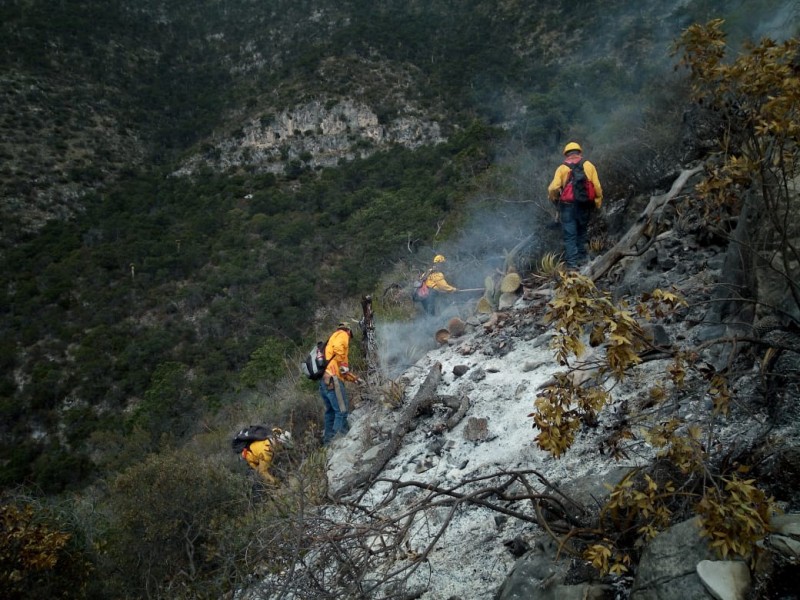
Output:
[589,236,607,254]
[537,251,564,279]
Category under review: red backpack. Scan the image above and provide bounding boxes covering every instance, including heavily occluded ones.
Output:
[560,158,596,204]
[412,268,433,301]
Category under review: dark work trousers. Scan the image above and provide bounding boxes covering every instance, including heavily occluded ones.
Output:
[419,290,438,315]
[558,201,592,268]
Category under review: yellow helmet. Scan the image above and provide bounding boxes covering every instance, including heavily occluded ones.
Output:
[433,254,446,263]
[563,142,582,155]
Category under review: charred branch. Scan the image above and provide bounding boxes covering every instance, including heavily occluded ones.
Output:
[332,363,443,500]
[588,165,705,281]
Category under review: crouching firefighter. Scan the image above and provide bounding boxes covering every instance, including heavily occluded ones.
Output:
[233,426,292,485]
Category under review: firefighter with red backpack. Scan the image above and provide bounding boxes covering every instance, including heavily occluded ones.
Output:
[413,254,457,315]
[547,142,604,271]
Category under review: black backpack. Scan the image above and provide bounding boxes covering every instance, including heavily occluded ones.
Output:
[232,425,271,453]
[300,338,330,380]
[561,159,596,204]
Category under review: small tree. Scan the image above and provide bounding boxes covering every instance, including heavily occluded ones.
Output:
[675,20,800,321]
[530,271,776,575]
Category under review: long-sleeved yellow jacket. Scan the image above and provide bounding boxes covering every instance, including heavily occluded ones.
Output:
[425,270,457,292]
[324,327,359,382]
[242,438,277,484]
[547,155,604,209]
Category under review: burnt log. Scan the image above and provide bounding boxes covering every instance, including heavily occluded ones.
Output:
[331,363,442,499]
[445,395,471,430]
[361,294,384,388]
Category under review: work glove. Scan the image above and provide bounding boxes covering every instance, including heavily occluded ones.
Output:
[340,366,350,375]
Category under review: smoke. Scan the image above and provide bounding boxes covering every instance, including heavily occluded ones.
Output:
[372,0,800,380]
[373,144,562,378]
[746,3,800,42]
[376,315,447,379]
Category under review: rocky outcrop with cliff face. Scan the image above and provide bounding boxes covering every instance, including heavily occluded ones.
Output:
[173,98,445,176]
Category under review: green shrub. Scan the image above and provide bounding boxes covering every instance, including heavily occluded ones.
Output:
[101,450,249,598]
[240,336,295,391]
[129,361,197,449]
[30,448,93,494]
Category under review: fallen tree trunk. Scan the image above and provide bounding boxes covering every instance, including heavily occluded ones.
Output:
[588,165,704,281]
[331,363,443,500]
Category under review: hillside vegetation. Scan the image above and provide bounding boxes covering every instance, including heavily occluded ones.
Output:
[1,0,798,597]
[1,0,730,494]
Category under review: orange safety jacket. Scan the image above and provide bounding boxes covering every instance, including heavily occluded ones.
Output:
[324,327,359,382]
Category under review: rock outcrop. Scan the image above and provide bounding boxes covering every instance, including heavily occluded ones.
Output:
[173,98,444,176]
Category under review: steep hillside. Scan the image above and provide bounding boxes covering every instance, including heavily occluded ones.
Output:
[304,176,800,598]
[0,3,798,596]
[1,0,796,486]
[3,0,791,239]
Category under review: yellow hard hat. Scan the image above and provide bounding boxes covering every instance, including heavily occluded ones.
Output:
[563,142,582,155]
[433,254,446,263]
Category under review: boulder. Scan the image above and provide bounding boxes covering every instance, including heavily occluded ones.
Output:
[631,518,717,600]
[696,560,750,600]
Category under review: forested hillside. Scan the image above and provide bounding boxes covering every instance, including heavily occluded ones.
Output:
[1,0,724,493]
[0,1,798,597]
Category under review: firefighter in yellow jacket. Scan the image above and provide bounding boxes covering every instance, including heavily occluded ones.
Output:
[547,142,603,270]
[240,426,292,485]
[419,254,457,315]
[320,323,363,445]
[241,437,278,484]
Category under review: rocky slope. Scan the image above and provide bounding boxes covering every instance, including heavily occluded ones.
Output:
[242,165,800,599]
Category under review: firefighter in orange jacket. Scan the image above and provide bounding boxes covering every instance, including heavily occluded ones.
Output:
[320,323,363,445]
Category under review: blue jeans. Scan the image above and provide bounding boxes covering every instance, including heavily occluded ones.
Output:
[320,378,349,445]
[559,201,591,268]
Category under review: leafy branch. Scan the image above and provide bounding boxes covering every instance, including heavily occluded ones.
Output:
[529,269,777,575]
